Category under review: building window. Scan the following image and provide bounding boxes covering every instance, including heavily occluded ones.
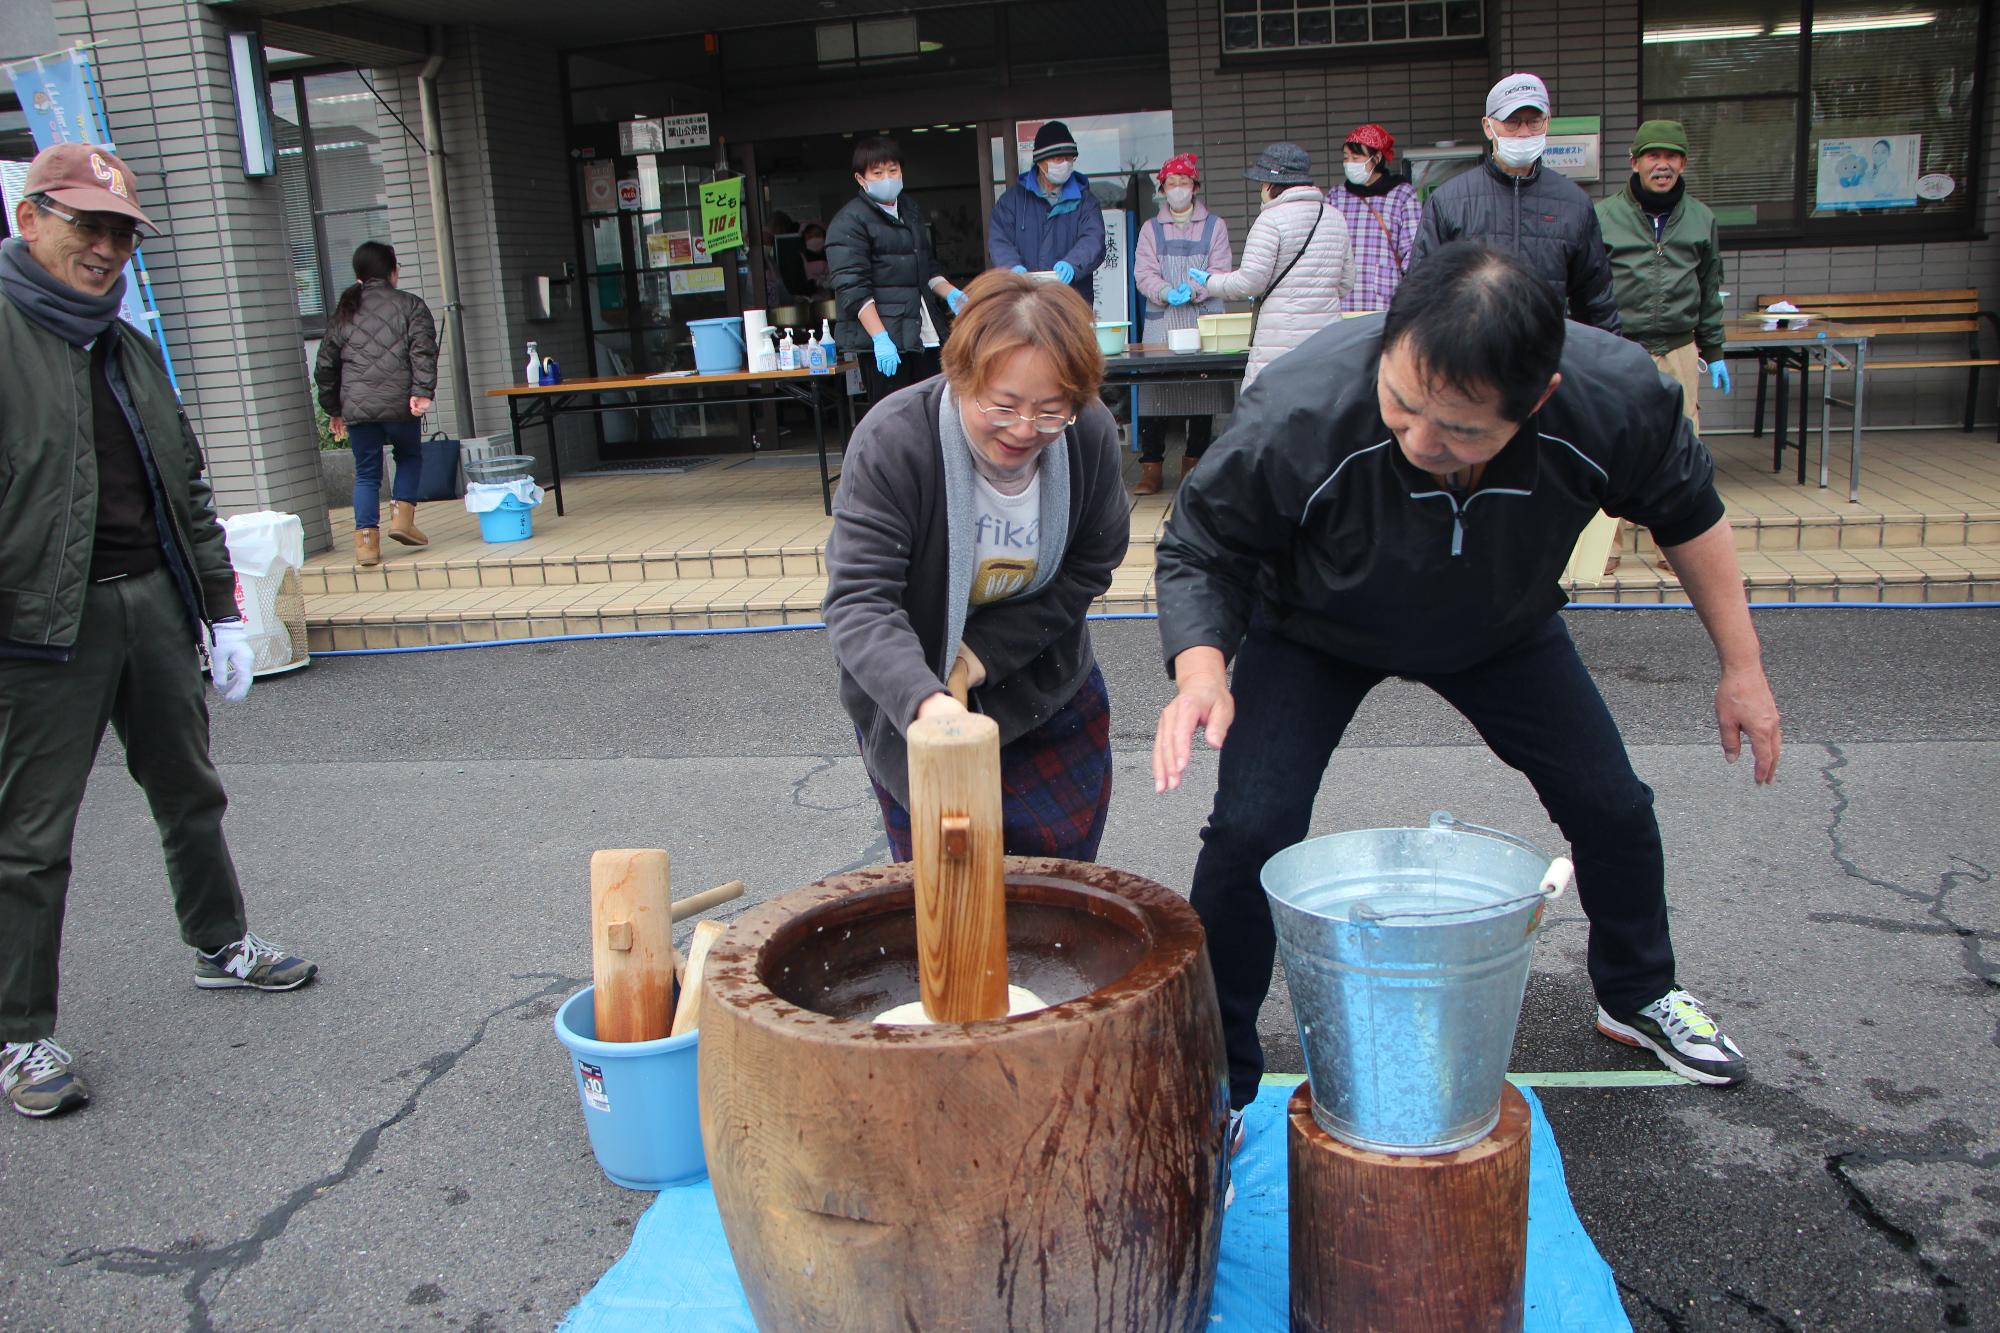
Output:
[1641,0,1987,241]
[1220,0,1484,59]
[270,69,394,331]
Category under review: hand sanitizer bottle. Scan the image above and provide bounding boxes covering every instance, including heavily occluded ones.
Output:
[525,341,542,386]
[778,329,797,371]
[818,319,837,372]
[805,328,829,374]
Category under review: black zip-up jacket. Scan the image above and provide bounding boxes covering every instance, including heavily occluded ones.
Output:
[1411,156,1622,334]
[825,191,949,356]
[1156,315,1723,677]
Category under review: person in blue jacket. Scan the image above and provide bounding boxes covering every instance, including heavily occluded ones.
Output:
[988,121,1107,305]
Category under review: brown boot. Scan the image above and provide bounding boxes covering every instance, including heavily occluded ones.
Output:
[1182,453,1202,481]
[355,527,381,567]
[1133,461,1164,496]
[387,500,429,547]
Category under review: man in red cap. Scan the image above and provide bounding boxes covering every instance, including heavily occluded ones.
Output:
[0,143,317,1120]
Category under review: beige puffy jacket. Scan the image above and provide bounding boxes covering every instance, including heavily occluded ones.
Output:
[1206,185,1355,387]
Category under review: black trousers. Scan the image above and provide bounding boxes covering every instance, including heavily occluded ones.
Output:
[1138,414,1214,464]
[858,347,942,416]
[1190,615,1676,1109]
[0,568,247,1041]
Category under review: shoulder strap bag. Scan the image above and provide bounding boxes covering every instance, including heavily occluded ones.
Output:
[1248,203,1323,346]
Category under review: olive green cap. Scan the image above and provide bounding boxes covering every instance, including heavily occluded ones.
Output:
[1631,119,1689,157]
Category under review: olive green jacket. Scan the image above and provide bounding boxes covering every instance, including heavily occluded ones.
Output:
[0,293,236,658]
[1594,181,1727,363]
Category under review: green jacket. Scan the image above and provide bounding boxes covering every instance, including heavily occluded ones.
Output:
[1594,181,1726,363]
[0,293,235,658]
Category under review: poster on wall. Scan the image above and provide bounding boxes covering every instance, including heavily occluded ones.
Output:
[1543,116,1601,182]
[661,114,709,151]
[647,230,695,266]
[583,160,616,213]
[1815,134,1920,210]
[698,177,743,252]
[619,118,666,154]
[668,265,725,297]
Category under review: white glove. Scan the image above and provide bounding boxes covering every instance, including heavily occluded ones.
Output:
[209,620,255,701]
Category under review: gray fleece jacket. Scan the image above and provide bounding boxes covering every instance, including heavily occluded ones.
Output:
[823,375,1130,807]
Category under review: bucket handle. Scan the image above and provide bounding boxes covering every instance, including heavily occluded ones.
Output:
[1347,815,1575,926]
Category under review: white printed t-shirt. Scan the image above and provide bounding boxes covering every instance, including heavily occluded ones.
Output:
[970,471,1042,606]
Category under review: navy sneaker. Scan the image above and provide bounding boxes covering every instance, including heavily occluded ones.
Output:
[3,1039,90,1118]
[195,932,318,991]
[1596,988,1747,1085]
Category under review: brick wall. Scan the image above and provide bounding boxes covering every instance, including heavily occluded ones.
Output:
[1166,0,2000,430]
[54,0,331,549]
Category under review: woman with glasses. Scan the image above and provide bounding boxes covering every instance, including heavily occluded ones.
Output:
[313,241,437,567]
[823,269,1129,861]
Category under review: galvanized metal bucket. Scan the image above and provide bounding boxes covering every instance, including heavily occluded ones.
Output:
[1261,811,1573,1156]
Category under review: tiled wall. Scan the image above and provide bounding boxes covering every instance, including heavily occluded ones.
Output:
[1166,0,2000,430]
[54,0,331,549]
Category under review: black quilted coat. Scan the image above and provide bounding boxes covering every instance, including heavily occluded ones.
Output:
[1411,156,1622,334]
[314,280,438,422]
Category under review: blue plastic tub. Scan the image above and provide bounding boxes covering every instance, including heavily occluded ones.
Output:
[554,986,706,1190]
[477,495,534,544]
[687,316,746,375]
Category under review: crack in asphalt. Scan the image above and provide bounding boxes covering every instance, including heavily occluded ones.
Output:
[55,973,584,1333]
[1721,1286,1801,1330]
[1823,1147,1993,1329]
[1616,1276,1691,1331]
[1819,745,1999,1040]
[789,754,873,814]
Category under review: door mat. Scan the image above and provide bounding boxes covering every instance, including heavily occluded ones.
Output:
[727,453,840,469]
[571,457,723,476]
[558,1080,1629,1331]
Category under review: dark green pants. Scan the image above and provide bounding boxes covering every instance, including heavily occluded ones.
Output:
[0,567,246,1041]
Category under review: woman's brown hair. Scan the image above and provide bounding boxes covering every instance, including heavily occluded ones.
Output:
[940,269,1104,405]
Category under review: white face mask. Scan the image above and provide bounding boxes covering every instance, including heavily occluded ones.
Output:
[1041,160,1074,186]
[1491,134,1545,169]
[1343,160,1373,185]
[1163,185,1194,210]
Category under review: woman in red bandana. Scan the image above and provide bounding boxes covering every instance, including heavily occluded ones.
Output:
[1325,123,1421,312]
[1129,152,1236,495]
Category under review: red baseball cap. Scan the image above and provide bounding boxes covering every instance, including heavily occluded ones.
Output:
[23,143,160,233]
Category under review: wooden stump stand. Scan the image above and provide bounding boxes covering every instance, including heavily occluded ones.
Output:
[1288,1081,1530,1333]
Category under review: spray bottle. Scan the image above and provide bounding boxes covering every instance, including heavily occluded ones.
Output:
[817,319,837,372]
[524,341,542,386]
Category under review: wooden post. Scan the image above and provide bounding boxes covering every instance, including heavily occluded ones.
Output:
[1288,1081,1530,1333]
[905,713,1008,1023]
[590,849,675,1043]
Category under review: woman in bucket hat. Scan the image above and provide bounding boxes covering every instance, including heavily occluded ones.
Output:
[1326,124,1421,313]
[1129,152,1235,494]
[1186,143,1353,388]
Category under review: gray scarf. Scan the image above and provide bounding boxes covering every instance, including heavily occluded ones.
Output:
[0,237,126,347]
[937,383,1070,670]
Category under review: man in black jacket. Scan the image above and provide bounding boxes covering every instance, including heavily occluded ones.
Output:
[826,136,968,412]
[1153,243,1779,1118]
[1411,73,1621,333]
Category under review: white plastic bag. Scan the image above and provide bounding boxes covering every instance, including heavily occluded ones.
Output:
[464,478,545,513]
[220,511,307,672]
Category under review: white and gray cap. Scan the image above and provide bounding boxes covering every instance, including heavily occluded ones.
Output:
[1485,72,1550,121]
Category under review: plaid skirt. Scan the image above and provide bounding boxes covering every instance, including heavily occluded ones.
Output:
[869,665,1112,863]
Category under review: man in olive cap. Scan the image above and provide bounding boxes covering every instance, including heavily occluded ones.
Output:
[1595,119,1730,433]
[0,143,317,1119]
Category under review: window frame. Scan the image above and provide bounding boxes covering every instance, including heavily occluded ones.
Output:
[271,66,395,336]
[1216,0,1491,70]
[1639,0,1993,248]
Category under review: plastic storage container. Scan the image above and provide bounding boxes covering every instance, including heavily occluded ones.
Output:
[1197,312,1253,353]
[1092,322,1129,356]
[689,316,747,374]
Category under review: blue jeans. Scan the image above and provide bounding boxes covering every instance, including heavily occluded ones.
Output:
[348,419,422,529]
[1191,615,1676,1109]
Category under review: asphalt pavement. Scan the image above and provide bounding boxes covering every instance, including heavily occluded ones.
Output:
[2,607,1995,1331]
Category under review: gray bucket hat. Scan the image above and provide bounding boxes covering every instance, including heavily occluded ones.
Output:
[1244,142,1313,185]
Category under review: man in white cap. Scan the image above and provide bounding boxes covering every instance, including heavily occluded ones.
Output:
[1412,72,1621,333]
[0,143,317,1119]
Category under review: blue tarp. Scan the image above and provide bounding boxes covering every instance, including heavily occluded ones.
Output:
[560,1079,1630,1332]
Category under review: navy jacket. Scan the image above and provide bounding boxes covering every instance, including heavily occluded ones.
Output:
[987,170,1107,304]
[1157,315,1724,676]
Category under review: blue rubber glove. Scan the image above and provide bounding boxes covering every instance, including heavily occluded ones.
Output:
[1186,267,1211,286]
[1052,260,1076,285]
[945,287,967,315]
[871,331,900,378]
[1010,265,1028,274]
[1164,284,1192,307]
[1709,359,1732,394]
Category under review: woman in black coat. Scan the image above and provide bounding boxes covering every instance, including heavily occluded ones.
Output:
[825,136,968,413]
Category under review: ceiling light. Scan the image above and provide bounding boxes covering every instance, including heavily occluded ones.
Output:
[1642,23,1766,43]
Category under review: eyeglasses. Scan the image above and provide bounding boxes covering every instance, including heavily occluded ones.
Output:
[973,398,1076,435]
[35,200,142,250]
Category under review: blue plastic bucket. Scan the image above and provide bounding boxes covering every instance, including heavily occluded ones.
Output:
[687,316,746,374]
[477,495,534,544]
[553,986,707,1190]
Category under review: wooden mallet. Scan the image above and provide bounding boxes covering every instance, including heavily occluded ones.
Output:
[590,848,743,1043]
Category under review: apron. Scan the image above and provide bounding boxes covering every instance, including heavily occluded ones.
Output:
[1138,214,1238,419]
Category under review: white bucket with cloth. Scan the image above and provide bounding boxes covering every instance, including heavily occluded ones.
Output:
[220,511,310,675]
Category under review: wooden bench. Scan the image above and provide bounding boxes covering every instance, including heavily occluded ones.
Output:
[1750,291,1999,462]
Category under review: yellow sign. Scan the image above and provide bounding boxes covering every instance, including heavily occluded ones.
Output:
[698,177,742,253]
